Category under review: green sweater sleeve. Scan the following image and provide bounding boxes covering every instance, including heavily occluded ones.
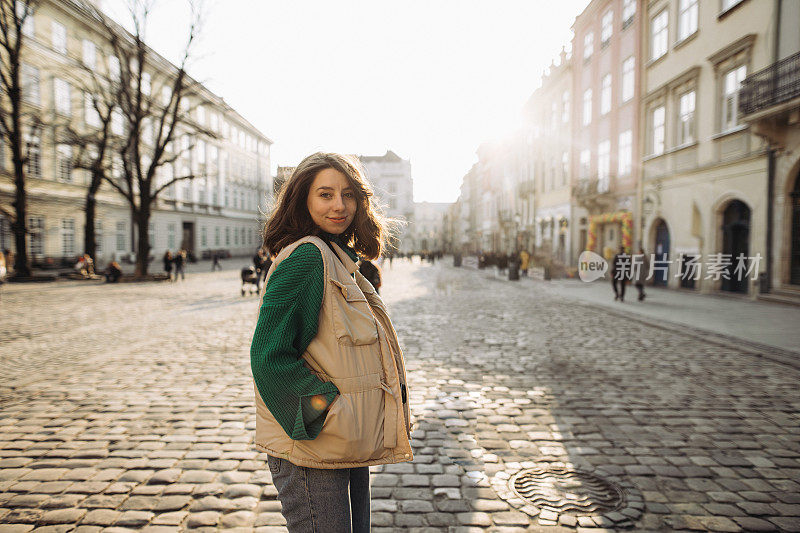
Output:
[250,243,339,440]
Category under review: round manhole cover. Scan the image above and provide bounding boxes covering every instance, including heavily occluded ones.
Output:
[509,465,625,515]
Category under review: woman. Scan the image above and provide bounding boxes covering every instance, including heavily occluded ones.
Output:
[251,153,412,533]
[163,251,173,281]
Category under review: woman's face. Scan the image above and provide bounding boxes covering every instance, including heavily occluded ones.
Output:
[306,168,357,235]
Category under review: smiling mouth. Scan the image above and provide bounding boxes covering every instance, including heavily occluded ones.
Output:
[328,217,347,223]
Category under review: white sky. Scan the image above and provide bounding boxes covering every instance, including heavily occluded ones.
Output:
[103,0,589,203]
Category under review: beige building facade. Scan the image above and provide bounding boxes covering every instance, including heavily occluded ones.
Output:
[571,0,643,263]
[738,0,800,301]
[0,0,272,267]
[525,48,575,265]
[640,0,776,293]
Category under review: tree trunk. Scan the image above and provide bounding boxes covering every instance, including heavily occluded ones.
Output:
[83,169,103,263]
[134,202,150,277]
[10,155,31,278]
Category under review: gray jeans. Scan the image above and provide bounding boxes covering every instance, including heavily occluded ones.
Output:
[267,455,370,533]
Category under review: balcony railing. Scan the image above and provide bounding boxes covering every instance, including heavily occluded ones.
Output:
[572,178,611,197]
[739,51,800,116]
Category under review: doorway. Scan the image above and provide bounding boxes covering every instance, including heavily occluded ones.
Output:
[721,200,750,293]
[182,222,195,255]
[653,219,670,286]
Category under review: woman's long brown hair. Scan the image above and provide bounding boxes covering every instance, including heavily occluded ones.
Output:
[262,152,393,260]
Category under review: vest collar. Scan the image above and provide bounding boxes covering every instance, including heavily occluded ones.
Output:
[329,241,359,275]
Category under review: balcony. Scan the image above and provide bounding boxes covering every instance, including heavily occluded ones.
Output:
[517,179,535,196]
[739,51,800,119]
[572,178,615,212]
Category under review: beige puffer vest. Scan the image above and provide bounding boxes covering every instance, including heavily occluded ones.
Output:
[253,236,413,469]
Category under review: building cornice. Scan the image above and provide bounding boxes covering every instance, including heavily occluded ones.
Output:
[707,33,757,66]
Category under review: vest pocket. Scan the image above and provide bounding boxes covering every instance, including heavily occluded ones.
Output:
[292,385,387,464]
[329,279,379,346]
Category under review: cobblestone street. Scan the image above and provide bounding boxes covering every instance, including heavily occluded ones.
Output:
[1,259,799,532]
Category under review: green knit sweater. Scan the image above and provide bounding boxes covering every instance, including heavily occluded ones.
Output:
[250,235,359,440]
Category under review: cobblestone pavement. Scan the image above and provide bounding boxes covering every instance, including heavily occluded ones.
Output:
[1,259,799,532]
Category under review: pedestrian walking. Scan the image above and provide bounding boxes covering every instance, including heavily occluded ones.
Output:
[3,248,14,276]
[498,252,508,274]
[611,245,630,302]
[634,247,649,301]
[104,261,122,283]
[163,251,173,280]
[358,257,382,294]
[253,248,264,290]
[211,251,222,271]
[174,249,185,281]
[519,249,530,277]
[251,152,412,533]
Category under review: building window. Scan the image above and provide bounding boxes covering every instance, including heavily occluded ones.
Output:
[650,10,668,61]
[622,0,635,27]
[21,64,39,105]
[148,221,155,246]
[95,220,103,254]
[597,140,610,192]
[722,65,746,132]
[141,72,151,96]
[112,154,123,181]
[112,108,123,135]
[678,0,698,41]
[24,130,41,178]
[108,55,120,82]
[116,221,126,252]
[721,0,744,12]
[82,39,96,69]
[85,93,100,127]
[167,223,176,249]
[583,32,594,60]
[579,149,591,180]
[678,90,696,145]
[561,151,569,185]
[600,74,612,115]
[201,226,207,247]
[51,21,66,54]
[28,216,44,257]
[17,1,34,38]
[618,130,632,176]
[56,144,72,182]
[651,105,666,155]
[622,57,635,102]
[601,11,613,46]
[562,91,570,122]
[225,227,230,246]
[214,226,220,246]
[54,78,71,116]
[582,89,592,126]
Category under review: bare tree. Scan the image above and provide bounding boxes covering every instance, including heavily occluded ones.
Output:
[0,0,39,278]
[89,0,211,277]
[56,59,119,264]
